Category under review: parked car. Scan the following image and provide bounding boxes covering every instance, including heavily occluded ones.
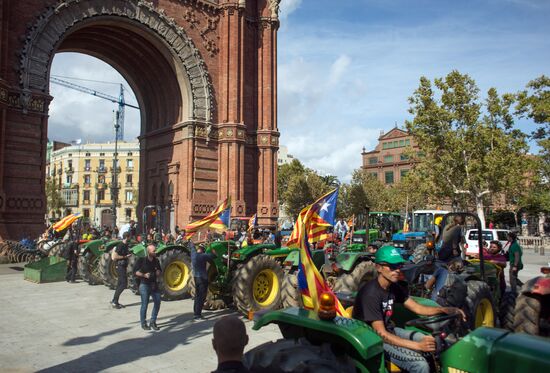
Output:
[464,228,510,257]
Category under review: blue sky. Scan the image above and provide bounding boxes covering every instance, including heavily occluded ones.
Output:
[49,0,550,182]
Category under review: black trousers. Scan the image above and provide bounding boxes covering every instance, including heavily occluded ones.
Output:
[194,276,208,317]
[66,258,78,282]
[112,265,128,304]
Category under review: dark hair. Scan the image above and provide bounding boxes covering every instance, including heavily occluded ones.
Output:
[489,240,502,250]
[122,232,130,239]
[508,231,517,241]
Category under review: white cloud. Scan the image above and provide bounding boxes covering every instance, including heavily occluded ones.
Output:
[328,55,351,86]
[280,0,303,19]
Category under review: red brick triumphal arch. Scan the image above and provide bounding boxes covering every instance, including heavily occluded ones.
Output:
[0,0,280,239]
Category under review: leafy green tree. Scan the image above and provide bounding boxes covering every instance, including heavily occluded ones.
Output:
[278,159,306,207]
[406,71,531,227]
[45,177,65,219]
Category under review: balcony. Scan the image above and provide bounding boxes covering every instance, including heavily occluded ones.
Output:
[83,183,91,188]
[95,182,107,189]
[126,166,134,172]
[109,182,121,189]
[84,166,91,172]
[82,199,91,205]
[125,182,133,187]
[64,167,74,174]
[95,167,107,173]
[110,166,122,173]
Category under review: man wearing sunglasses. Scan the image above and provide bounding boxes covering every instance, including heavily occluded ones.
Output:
[353,246,465,373]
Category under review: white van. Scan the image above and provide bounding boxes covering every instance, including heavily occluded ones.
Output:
[464,229,510,257]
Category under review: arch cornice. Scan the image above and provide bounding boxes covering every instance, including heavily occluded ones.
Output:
[18,0,214,121]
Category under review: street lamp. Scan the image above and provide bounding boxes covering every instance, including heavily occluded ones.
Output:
[111,111,120,230]
[452,199,459,212]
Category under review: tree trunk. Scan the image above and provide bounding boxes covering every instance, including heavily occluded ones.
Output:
[476,197,486,229]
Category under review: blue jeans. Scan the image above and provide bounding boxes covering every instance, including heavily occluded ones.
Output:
[384,327,430,373]
[139,283,161,325]
[431,267,448,301]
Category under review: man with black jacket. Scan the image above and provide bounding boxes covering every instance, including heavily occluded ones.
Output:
[135,243,162,331]
[110,232,132,309]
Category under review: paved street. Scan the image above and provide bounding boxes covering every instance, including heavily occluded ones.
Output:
[0,266,281,373]
[1,246,548,372]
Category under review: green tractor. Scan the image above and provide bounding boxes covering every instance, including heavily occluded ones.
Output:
[347,212,403,252]
[281,248,378,309]
[401,212,516,330]
[245,304,550,372]
[78,237,111,285]
[188,240,294,315]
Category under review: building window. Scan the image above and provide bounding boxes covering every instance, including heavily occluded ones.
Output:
[400,154,409,161]
[384,155,393,163]
[382,143,388,150]
[83,209,90,218]
[370,172,378,179]
[127,152,133,156]
[84,174,91,184]
[99,159,105,171]
[100,153,105,157]
[98,175,105,184]
[126,190,134,202]
[385,171,394,184]
[393,140,398,148]
[68,153,72,157]
[405,139,410,146]
[125,208,132,219]
[84,159,91,171]
[400,169,409,178]
[126,174,133,184]
[97,190,105,201]
[85,152,91,157]
[83,190,90,201]
[368,157,378,165]
[68,160,72,169]
[399,140,404,147]
[66,175,72,185]
[127,159,133,168]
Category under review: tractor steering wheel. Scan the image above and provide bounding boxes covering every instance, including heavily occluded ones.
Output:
[405,313,461,330]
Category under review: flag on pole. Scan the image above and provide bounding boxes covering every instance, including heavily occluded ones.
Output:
[52,213,82,232]
[184,197,231,239]
[286,189,339,248]
[210,204,231,232]
[248,213,257,231]
[296,205,349,317]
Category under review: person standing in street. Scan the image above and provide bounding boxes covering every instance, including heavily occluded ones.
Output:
[110,232,132,309]
[135,244,162,330]
[65,240,79,283]
[507,231,523,293]
[191,239,216,320]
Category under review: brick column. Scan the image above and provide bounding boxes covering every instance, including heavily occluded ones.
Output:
[255,10,279,226]
[217,1,247,216]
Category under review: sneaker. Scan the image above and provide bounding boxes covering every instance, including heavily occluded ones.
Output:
[150,322,160,331]
[193,315,205,321]
[110,302,122,309]
[141,323,151,331]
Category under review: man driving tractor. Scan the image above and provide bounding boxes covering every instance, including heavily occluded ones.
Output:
[353,246,466,373]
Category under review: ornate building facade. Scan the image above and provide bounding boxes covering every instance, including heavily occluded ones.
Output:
[0,0,280,239]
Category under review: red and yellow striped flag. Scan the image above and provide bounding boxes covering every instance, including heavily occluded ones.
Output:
[184,197,231,239]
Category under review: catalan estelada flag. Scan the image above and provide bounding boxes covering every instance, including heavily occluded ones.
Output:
[287,189,339,248]
[184,197,231,239]
[52,213,82,233]
[210,204,231,232]
[297,208,349,317]
[248,213,257,231]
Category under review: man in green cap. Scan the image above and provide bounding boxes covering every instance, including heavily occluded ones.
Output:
[353,245,465,373]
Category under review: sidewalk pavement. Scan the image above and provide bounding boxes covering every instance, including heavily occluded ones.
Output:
[0,265,281,373]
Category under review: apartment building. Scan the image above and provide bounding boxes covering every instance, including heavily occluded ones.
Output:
[46,141,140,228]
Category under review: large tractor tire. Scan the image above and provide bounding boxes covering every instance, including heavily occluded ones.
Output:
[465,280,496,329]
[332,261,377,293]
[78,251,102,285]
[281,272,303,309]
[499,291,516,330]
[513,294,545,336]
[244,338,355,373]
[232,254,284,315]
[188,276,229,310]
[411,243,430,263]
[158,249,192,300]
[127,254,140,295]
[98,252,118,289]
